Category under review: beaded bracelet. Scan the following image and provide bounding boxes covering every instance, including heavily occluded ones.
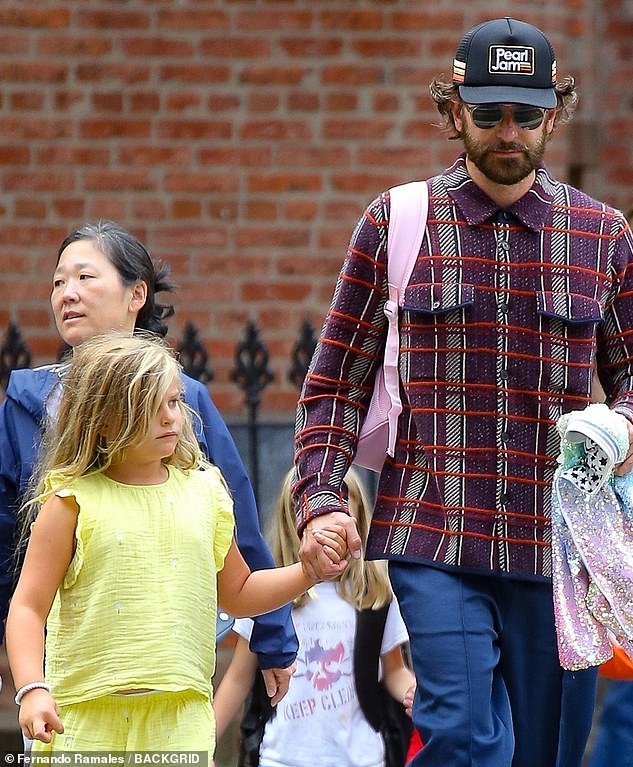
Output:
[14,682,51,705]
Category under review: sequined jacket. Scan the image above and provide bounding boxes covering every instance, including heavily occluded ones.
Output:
[552,404,633,669]
[294,155,633,580]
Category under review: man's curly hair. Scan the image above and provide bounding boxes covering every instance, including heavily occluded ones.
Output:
[428,76,578,139]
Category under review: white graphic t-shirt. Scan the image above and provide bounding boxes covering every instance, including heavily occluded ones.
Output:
[233,581,409,767]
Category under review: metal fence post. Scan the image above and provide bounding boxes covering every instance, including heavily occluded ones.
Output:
[231,321,274,507]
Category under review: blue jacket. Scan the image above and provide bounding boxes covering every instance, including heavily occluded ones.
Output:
[0,366,298,668]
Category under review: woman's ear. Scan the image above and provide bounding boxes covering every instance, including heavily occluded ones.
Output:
[129,281,148,313]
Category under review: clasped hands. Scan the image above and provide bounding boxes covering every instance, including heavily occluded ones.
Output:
[299,511,363,582]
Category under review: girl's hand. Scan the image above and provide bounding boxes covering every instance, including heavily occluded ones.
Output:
[300,512,362,582]
[403,682,416,718]
[18,689,64,743]
[312,526,347,564]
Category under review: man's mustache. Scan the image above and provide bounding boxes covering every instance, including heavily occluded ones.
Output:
[486,142,528,153]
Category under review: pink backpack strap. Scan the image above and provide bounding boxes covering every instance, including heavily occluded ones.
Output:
[387,181,429,298]
[383,181,429,457]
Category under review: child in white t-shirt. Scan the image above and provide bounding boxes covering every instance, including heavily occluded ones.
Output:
[214,467,415,767]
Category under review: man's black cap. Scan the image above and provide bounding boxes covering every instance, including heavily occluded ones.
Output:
[453,17,557,108]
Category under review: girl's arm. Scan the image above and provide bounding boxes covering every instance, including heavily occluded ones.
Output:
[213,635,259,741]
[218,539,315,618]
[381,645,416,706]
[6,493,78,743]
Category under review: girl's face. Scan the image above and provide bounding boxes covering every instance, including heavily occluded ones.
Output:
[122,379,184,468]
[51,240,146,348]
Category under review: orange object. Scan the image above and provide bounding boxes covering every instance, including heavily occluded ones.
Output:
[600,643,633,680]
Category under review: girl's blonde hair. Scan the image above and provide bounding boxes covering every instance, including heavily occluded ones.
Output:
[271,467,392,610]
[24,331,205,517]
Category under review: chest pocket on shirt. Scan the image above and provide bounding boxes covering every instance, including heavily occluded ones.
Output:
[402,282,474,316]
[536,291,603,337]
[535,291,602,395]
[400,283,474,364]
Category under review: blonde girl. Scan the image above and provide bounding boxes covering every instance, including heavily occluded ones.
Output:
[6,333,331,756]
[213,467,415,767]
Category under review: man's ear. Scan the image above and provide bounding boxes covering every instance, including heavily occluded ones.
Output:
[452,100,465,133]
[545,108,557,135]
[129,281,148,312]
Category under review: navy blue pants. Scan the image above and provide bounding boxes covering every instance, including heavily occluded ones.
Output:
[586,680,633,767]
[389,562,597,767]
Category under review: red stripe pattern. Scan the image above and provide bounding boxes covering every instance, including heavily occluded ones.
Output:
[294,156,633,580]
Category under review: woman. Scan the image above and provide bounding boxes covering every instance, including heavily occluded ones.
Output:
[0,222,297,694]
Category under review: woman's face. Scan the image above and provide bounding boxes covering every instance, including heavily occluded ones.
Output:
[51,240,145,348]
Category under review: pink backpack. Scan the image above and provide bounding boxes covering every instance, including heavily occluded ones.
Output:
[354,180,429,472]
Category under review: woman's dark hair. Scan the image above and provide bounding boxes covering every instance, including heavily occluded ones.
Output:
[57,221,176,337]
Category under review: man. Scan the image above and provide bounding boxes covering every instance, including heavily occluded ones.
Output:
[293,17,633,767]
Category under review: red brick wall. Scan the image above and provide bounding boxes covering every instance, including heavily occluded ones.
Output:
[0,1,631,418]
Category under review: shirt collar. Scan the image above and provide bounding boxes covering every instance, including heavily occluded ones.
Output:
[444,154,555,232]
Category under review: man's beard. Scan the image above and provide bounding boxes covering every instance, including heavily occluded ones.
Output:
[462,125,548,186]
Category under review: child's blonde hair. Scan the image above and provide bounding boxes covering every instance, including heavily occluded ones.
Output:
[25,331,205,514]
[271,466,392,610]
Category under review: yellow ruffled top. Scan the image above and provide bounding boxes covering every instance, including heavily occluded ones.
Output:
[43,465,234,706]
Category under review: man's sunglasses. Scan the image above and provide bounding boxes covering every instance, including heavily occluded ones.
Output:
[464,103,547,131]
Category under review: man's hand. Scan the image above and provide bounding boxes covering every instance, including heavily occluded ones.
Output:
[616,420,633,475]
[261,664,296,706]
[299,511,362,582]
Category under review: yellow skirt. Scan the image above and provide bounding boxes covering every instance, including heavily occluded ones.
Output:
[32,689,214,758]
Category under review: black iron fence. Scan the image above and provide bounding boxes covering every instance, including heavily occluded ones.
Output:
[0,319,319,521]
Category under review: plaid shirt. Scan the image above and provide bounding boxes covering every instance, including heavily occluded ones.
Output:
[294,155,633,580]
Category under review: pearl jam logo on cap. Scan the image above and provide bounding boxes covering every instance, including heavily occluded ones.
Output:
[452,17,558,109]
[489,45,534,76]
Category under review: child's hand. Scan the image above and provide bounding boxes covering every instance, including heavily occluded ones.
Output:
[403,682,416,718]
[18,689,64,743]
[301,512,361,582]
[312,526,348,564]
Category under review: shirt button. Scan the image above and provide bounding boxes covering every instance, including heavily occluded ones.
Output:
[432,299,441,309]
[500,369,509,381]
[501,431,511,443]
[499,493,510,505]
